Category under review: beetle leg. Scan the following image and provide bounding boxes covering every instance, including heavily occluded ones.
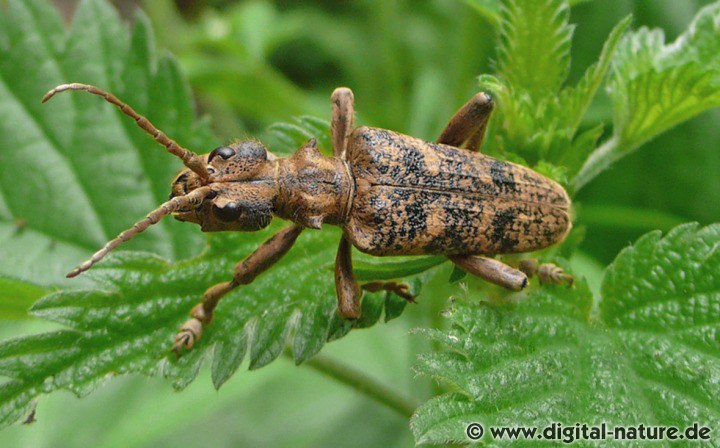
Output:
[438,92,494,152]
[335,238,416,319]
[331,87,355,160]
[449,254,528,291]
[172,225,304,353]
[361,281,416,303]
[335,236,362,319]
[519,259,574,286]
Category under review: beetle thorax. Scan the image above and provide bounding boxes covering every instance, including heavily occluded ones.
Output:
[274,140,354,229]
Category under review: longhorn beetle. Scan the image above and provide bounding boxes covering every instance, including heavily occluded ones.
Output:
[43,83,572,353]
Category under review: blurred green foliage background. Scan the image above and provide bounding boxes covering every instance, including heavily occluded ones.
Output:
[1,0,718,446]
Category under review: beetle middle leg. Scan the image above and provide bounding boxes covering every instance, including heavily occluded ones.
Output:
[335,237,415,319]
[335,236,362,319]
[330,87,372,319]
[438,92,494,152]
[172,225,304,353]
[331,87,355,160]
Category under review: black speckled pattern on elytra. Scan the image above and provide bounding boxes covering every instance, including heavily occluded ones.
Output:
[343,127,571,256]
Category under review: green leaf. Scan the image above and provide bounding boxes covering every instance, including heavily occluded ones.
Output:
[448,266,468,284]
[574,2,720,190]
[265,115,332,156]
[497,0,573,97]
[0,0,211,289]
[459,0,502,27]
[557,15,632,139]
[488,1,629,175]
[412,223,720,444]
[459,0,592,29]
[352,256,446,282]
[0,277,49,319]
[0,223,409,427]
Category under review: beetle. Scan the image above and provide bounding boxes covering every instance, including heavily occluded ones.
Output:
[43,83,572,353]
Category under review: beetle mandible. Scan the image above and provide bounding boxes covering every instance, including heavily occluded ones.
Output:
[43,83,572,352]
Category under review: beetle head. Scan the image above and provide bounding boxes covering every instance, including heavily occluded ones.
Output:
[44,83,280,277]
[170,140,277,232]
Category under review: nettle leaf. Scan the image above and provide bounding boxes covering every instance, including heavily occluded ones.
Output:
[0,0,415,428]
[497,0,573,97]
[411,223,720,445]
[265,115,332,156]
[574,2,720,190]
[553,16,631,168]
[459,0,591,31]
[0,0,211,288]
[459,0,502,27]
[0,278,48,320]
[487,1,630,180]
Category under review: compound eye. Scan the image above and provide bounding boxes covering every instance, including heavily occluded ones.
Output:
[236,141,267,161]
[208,146,236,162]
[213,202,241,222]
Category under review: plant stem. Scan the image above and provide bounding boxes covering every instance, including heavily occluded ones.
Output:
[572,136,620,191]
[578,204,686,232]
[300,353,419,418]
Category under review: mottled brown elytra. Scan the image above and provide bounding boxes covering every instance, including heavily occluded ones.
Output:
[43,83,572,353]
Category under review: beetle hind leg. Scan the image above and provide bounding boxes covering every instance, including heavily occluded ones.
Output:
[438,92,494,152]
[449,255,574,290]
[519,259,574,286]
[449,254,528,291]
[361,281,416,302]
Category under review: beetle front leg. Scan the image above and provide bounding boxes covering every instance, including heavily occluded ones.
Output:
[172,225,304,353]
[438,92,494,152]
[331,87,355,160]
[449,254,528,291]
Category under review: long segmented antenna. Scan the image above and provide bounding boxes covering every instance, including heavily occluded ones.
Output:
[43,83,209,180]
[67,186,214,278]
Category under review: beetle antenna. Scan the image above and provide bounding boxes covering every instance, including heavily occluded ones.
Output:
[43,83,209,180]
[66,187,213,278]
